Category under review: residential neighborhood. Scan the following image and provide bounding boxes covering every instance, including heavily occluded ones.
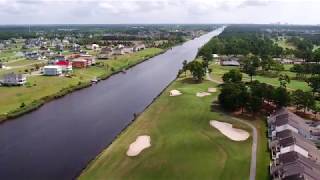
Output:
[268,109,320,179]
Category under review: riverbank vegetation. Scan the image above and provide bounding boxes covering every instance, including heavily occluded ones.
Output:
[0,48,163,122]
[79,72,270,180]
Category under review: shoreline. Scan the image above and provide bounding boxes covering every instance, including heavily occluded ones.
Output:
[77,32,215,179]
[0,49,167,124]
[76,74,178,179]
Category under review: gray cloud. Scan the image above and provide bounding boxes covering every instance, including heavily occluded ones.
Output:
[0,0,318,24]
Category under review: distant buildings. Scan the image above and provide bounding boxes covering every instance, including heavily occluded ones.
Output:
[55,60,72,73]
[0,43,5,50]
[71,54,95,68]
[72,59,88,68]
[98,43,145,59]
[274,58,303,65]
[43,65,62,76]
[133,44,145,52]
[2,73,27,86]
[24,51,43,60]
[113,45,126,55]
[86,44,100,51]
[212,54,220,59]
[98,47,113,59]
[71,44,81,52]
[220,56,241,66]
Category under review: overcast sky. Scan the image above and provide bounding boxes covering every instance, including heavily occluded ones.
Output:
[0,0,319,24]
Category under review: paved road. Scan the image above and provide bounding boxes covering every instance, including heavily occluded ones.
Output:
[206,73,258,180]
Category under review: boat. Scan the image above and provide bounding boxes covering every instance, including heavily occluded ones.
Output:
[91,78,99,84]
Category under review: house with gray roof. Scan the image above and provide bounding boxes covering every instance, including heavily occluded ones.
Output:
[220,56,241,66]
[270,152,320,180]
[268,109,320,179]
[270,129,320,161]
[268,108,313,140]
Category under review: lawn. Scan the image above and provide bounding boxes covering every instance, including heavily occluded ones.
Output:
[0,48,163,117]
[209,64,311,91]
[0,48,25,62]
[251,118,270,180]
[0,76,79,115]
[273,38,296,50]
[4,59,45,67]
[79,77,269,180]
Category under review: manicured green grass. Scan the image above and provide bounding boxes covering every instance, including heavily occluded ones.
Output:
[209,64,311,91]
[0,76,80,114]
[0,67,29,77]
[252,119,270,180]
[5,59,45,67]
[80,78,257,180]
[274,38,296,50]
[0,48,24,62]
[283,64,293,71]
[0,48,163,117]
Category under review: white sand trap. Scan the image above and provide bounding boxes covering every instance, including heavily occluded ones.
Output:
[210,120,249,141]
[196,92,211,97]
[170,90,182,97]
[3,66,11,70]
[208,88,217,93]
[127,135,151,157]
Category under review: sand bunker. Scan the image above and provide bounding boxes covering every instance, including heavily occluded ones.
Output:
[196,92,211,97]
[3,66,11,70]
[208,88,217,93]
[170,90,182,97]
[127,135,151,157]
[209,120,249,141]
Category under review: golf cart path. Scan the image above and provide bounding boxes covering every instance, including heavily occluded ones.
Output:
[206,73,258,180]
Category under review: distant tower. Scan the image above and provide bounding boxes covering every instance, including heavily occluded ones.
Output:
[29,25,31,33]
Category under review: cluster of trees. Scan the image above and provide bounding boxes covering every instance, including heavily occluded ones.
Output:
[218,69,290,113]
[180,60,207,82]
[196,28,286,80]
[197,35,283,60]
[290,64,320,80]
[287,37,314,60]
[240,54,284,81]
[289,64,320,99]
[219,69,320,116]
[291,90,316,113]
[198,26,320,66]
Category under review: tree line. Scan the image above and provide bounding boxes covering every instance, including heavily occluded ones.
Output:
[218,69,319,117]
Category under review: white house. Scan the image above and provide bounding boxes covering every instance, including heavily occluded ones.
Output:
[133,44,146,52]
[92,44,100,50]
[213,54,220,59]
[43,65,62,76]
[113,47,125,55]
[2,73,27,86]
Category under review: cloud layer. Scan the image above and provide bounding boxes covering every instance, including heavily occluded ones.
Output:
[0,0,319,24]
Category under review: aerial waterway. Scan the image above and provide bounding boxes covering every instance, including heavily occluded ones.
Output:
[0,27,224,180]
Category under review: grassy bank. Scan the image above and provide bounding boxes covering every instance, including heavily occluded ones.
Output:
[0,48,163,122]
[79,76,269,180]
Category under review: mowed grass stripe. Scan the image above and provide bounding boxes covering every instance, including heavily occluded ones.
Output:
[79,79,252,180]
